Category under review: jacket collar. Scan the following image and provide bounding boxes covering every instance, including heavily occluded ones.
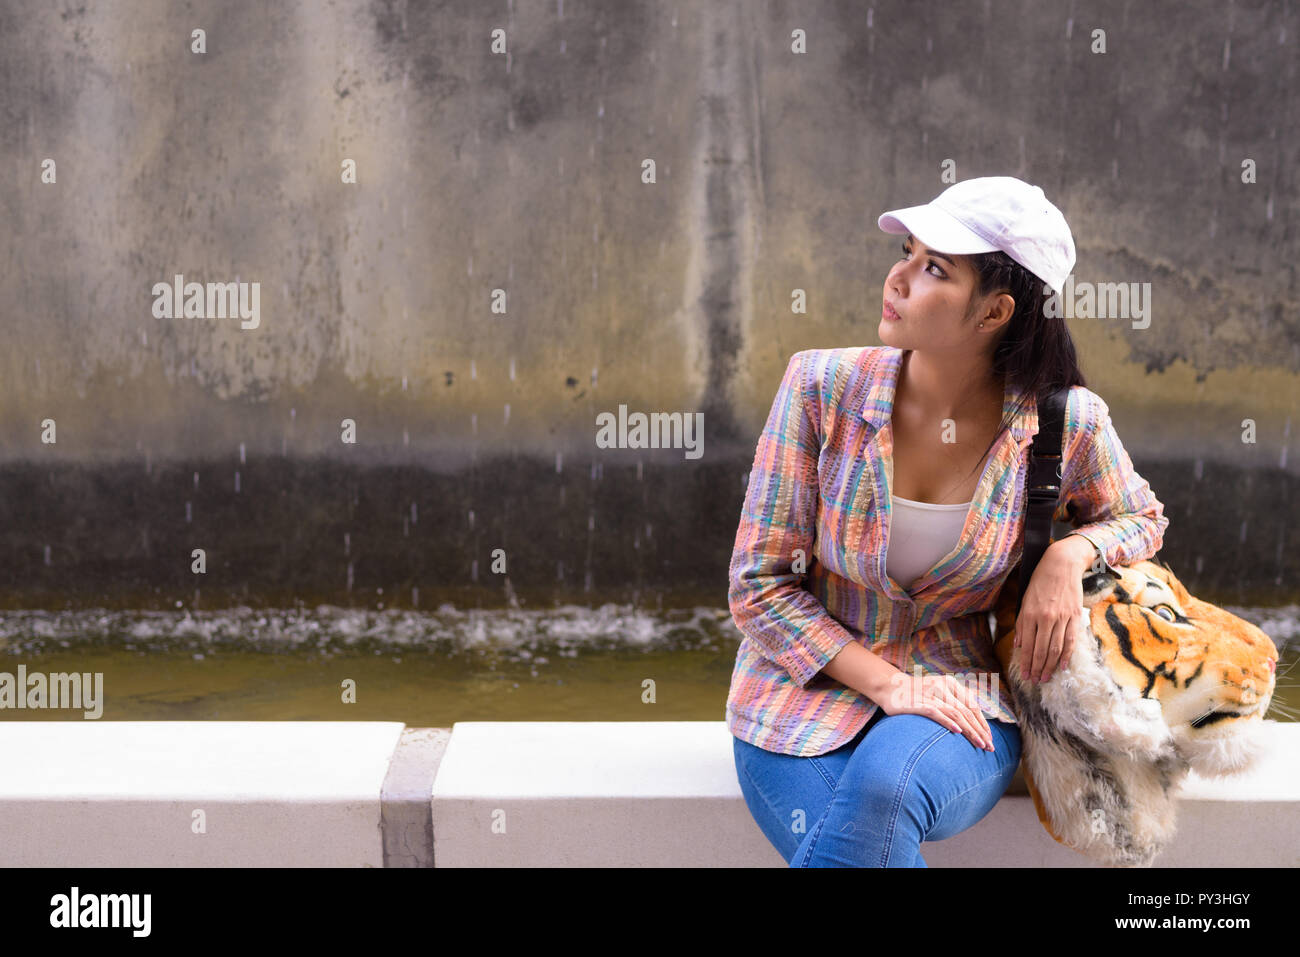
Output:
[859,346,1038,442]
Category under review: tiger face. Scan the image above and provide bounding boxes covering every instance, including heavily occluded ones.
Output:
[1067,558,1278,775]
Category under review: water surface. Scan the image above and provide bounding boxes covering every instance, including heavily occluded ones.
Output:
[1,603,1295,725]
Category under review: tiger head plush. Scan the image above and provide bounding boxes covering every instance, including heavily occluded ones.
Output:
[992,557,1279,868]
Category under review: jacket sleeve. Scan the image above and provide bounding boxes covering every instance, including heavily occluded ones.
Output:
[727,350,858,688]
[1054,389,1170,570]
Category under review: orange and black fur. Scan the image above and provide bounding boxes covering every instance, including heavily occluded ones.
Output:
[992,557,1278,867]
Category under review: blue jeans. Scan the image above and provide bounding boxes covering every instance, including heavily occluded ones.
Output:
[733,709,1022,867]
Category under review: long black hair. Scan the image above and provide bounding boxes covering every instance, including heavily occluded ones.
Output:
[963,249,1088,482]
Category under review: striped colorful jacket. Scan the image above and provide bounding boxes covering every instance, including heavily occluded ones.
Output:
[725,345,1169,757]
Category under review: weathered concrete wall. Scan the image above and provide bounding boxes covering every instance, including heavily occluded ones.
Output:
[0,0,1295,605]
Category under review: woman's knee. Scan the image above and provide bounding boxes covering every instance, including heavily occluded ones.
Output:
[835,715,952,814]
[917,720,1023,840]
[841,715,1019,816]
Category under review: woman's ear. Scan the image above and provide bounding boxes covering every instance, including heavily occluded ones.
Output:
[967,287,1015,333]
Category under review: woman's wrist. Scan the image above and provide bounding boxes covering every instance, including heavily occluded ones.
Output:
[823,641,902,702]
[1054,533,1103,574]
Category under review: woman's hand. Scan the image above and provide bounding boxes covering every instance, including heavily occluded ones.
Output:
[1014,536,1094,684]
[872,668,995,752]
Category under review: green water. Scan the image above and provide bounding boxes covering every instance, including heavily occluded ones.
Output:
[0,645,739,724]
[3,641,1296,726]
[1,603,1294,725]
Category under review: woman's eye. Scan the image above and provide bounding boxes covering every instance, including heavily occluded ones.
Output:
[900,244,946,279]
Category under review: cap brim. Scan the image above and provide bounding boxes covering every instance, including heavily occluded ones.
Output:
[877,203,1001,255]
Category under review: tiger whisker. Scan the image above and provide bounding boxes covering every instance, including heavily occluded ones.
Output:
[1188,702,1221,724]
[1273,656,1300,680]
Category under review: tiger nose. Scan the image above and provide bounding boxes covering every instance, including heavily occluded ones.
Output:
[1267,657,1276,673]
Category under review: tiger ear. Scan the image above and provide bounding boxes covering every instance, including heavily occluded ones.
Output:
[1149,553,1180,574]
[1081,566,1118,604]
[1148,557,1193,605]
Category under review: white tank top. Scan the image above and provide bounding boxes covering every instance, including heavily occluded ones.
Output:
[885,494,972,588]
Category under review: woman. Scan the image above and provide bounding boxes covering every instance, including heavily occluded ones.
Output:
[726,175,1169,867]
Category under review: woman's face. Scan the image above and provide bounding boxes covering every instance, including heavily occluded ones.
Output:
[879,233,990,350]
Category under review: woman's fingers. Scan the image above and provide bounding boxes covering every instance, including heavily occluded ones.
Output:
[1015,617,1038,679]
[944,702,992,752]
[925,703,964,736]
[1059,611,1078,673]
[1028,613,1060,684]
[911,678,995,752]
[1027,618,1050,683]
[947,675,993,746]
[1038,615,1070,683]
[933,691,992,752]
[1041,609,1079,683]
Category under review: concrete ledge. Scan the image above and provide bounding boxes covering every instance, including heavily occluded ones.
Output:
[0,721,405,866]
[1,720,1294,866]
[430,720,1300,867]
[432,721,768,867]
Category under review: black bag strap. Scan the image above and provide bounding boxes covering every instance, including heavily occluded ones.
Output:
[1019,386,1070,601]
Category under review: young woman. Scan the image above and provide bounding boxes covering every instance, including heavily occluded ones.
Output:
[726,176,1169,867]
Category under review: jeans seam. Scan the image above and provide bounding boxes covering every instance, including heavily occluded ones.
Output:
[795,758,850,867]
[808,757,838,792]
[797,814,829,867]
[878,727,953,867]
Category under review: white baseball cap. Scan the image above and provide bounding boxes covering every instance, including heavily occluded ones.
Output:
[877,176,1076,295]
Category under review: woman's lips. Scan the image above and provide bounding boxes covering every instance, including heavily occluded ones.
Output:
[882,301,901,321]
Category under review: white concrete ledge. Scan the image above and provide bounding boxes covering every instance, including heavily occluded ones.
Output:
[1,720,1295,866]
[0,721,405,866]
[431,720,1300,867]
